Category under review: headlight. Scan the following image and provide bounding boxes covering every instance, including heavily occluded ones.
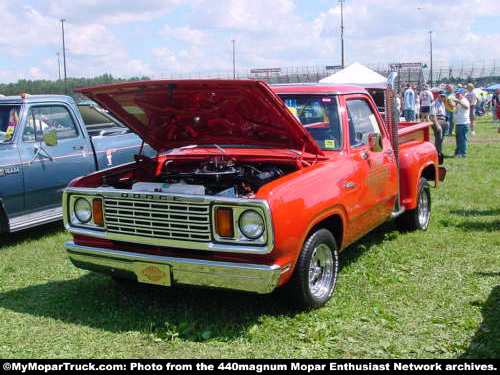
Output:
[239,210,265,239]
[74,198,92,223]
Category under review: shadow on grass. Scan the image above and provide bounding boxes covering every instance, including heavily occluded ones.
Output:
[462,285,500,359]
[0,221,65,249]
[456,220,500,233]
[0,271,303,342]
[441,208,500,232]
[450,209,500,217]
[0,221,401,342]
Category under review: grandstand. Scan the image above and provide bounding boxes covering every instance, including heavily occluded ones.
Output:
[151,60,500,90]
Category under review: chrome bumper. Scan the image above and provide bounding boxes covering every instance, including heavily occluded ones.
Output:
[65,242,284,294]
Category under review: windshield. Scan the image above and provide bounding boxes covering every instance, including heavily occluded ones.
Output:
[279,95,342,150]
[0,105,21,143]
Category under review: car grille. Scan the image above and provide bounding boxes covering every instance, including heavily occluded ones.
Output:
[103,197,211,242]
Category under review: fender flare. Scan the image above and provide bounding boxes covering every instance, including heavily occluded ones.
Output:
[281,206,347,285]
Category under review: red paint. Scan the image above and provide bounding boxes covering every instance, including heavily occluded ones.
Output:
[70,81,442,289]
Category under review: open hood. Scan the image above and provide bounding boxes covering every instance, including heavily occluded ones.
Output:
[75,80,323,156]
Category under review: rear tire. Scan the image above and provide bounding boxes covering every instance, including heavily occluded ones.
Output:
[289,229,339,309]
[397,177,431,231]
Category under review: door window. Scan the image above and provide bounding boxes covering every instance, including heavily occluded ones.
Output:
[346,99,382,147]
[23,106,78,142]
[279,95,342,150]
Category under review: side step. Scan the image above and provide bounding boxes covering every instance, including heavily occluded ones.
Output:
[391,206,406,219]
[9,207,63,232]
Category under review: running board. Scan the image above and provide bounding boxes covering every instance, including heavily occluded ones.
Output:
[9,207,63,232]
[391,207,406,219]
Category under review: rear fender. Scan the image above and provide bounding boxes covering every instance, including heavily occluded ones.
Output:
[400,159,436,210]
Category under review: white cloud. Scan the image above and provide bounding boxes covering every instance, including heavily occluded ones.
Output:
[160,26,206,46]
[28,67,50,80]
[1,0,499,82]
[47,0,183,26]
[189,0,298,33]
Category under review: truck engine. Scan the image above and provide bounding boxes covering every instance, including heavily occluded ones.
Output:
[103,155,292,198]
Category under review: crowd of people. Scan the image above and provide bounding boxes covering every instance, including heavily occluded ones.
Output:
[396,83,500,159]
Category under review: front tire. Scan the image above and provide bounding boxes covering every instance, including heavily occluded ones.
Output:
[289,229,339,309]
[398,177,431,231]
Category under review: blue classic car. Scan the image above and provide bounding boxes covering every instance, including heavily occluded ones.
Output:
[0,94,152,232]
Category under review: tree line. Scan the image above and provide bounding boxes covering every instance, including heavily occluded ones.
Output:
[0,74,151,98]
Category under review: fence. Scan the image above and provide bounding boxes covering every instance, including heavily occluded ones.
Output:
[147,61,500,89]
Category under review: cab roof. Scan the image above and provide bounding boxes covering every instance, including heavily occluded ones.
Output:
[270,83,369,95]
[0,94,76,105]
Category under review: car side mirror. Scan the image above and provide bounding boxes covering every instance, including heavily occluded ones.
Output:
[368,132,383,152]
[43,130,58,147]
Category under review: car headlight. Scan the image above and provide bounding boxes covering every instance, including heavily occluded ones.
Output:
[239,210,265,239]
[74,198,92,224]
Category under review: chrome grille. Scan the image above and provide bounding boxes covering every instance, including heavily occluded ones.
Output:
[103,197,211,242]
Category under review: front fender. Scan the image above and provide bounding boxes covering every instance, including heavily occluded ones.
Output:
[255,161,348,284]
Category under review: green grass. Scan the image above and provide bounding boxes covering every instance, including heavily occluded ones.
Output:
[1,116,499,359]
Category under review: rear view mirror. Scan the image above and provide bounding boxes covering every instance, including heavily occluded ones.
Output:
[43,130,58,147]
[368,133,383,152]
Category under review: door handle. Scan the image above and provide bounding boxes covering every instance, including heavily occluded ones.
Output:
[360,151,369,160]
[73,145,85,151]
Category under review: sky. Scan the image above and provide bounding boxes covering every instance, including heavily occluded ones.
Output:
[0,0,499,83]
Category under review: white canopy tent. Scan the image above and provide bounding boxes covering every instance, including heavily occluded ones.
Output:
[319,62,388,89]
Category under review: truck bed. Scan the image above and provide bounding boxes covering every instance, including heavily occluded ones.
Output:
[397,121,433,145]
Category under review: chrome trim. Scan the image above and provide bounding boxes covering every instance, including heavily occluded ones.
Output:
[212,205,267,245]
[104,195,211,242]
[65,242,283,294]
[9,206,62,232]
[63,187,274,254]
[69,195,104,230]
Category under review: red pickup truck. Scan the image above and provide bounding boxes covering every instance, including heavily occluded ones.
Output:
[63,79,445,309]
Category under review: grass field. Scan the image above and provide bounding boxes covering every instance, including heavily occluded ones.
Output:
[1,117,499,359]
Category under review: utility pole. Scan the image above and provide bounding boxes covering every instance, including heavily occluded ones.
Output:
[56,52,61,81]
[60,19,68,93]
[429,31,433,86]
[339,0,346,69]
[231,39,236,79]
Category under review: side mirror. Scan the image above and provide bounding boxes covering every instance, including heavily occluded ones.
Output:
[43,130,58,147]
[368,132,383,152]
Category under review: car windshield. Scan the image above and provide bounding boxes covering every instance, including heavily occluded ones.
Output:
[278,95,342,150]
[0,105,21,143]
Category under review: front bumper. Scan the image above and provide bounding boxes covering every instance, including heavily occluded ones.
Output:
[65,242,285,294]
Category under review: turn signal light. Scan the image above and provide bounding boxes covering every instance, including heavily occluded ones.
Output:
[215,207,234,238]
[92,198,104,227]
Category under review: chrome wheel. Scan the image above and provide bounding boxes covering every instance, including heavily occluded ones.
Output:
[308,243,335,300]
[397,177,431,232]
[417,185,430,229]
[289,228,338,309]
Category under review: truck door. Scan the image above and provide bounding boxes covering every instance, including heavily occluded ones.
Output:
[344,95,398,235]
[18,104,95,213]
[0,105,24,218]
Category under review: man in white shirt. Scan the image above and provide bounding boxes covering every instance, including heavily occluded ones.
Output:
[453,89,470,158]
[419,85,434,121]
[430,91,447,156]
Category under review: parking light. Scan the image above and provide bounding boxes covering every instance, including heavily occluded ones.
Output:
[92,198,104,227]
[215,207,234,238]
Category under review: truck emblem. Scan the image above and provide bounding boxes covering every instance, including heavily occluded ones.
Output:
[140,266,166,282]
[0,167,20,177]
